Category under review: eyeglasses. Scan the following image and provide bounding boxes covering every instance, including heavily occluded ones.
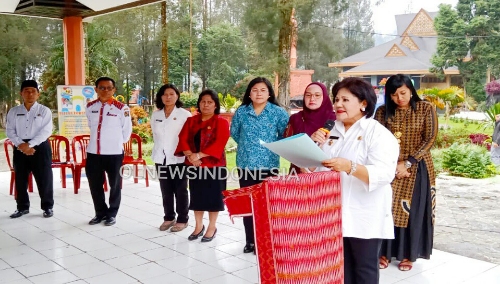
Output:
[98,86,115,91]
[304,93,322,99]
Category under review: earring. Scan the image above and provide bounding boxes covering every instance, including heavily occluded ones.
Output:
[361,107,366,112]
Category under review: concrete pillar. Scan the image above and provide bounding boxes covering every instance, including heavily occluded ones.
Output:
[63,17,85,85]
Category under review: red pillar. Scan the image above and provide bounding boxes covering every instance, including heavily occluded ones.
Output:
[63,17,85,85]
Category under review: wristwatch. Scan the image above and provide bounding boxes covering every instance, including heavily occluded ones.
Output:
[404,160,412,169]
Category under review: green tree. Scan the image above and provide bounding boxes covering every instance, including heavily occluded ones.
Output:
[431,1,500,103]
[196,23,247,94]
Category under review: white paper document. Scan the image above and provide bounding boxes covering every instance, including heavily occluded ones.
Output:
[260,133,329,168]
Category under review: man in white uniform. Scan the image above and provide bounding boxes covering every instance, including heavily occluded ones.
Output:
[6,80,54,218]
[86,77,132,226]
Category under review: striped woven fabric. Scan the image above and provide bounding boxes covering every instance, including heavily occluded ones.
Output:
[223,171,343,284]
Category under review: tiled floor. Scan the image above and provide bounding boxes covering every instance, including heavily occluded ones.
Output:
[0,171,499,284]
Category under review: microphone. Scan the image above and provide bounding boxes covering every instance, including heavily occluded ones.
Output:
[315,119,335,146]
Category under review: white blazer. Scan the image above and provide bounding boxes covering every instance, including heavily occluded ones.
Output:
[151,107,191,165]
[317,117,399,239]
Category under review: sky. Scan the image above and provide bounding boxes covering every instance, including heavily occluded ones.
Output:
[371,0,458,38]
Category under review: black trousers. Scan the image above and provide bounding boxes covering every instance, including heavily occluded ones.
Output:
[343,237,382,284]
[13,140,54,211]
[155,163,189,223]
[238,169,277,244]
[86,153,124,218]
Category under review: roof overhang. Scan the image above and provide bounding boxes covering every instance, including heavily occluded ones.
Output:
[0,0,164,19]
[339,69,460,77]
[328,62,365,68]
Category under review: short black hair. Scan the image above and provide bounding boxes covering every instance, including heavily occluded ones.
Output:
[384,74,422,120]
[95,77,116,88]
[241,77,279,106]
[197,89,221,115]
[155,84,183,109]
[331,77,376,117]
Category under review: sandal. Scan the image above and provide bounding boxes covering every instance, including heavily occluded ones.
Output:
[170,222,188,232]
[379,256,389,269]
[398,259,413,271]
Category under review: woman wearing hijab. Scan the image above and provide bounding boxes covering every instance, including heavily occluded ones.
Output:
[284,82,336,173]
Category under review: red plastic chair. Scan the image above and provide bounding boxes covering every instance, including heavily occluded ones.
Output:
[4,139,33,196]
[123,133,149,187]
[48,135,74,188]
[71,135,108,194]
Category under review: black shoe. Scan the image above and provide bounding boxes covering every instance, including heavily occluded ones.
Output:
[43,209,53,218]
[88,216,107,225]
[10,210,29,218]
[243,243,255,253]
[201,229,217,242]
[188,225,205,241]
[104,217,116,226]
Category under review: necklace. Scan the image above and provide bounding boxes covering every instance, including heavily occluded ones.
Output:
[393,108,410,145]
[164,108,174,118]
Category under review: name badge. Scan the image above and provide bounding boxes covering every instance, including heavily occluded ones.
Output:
[106,112,117,117]
[328,136,339,146]
[92,110,99,113]
[17,114,25,116]
[156,119,163,122]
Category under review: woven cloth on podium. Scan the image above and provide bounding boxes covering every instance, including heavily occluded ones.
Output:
[223,171,343,284]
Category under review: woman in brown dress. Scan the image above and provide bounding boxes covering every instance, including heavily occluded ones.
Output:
[374,74,438,271]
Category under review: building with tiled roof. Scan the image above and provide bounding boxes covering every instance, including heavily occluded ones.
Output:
[329,9,462,90]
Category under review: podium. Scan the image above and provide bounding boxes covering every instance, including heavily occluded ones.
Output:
[223,171,343,284]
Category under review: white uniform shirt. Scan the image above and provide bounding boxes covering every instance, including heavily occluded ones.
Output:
[316,117,399,239]
[151,107,191,165]
[6,102,53,147]
[86,99,132,155]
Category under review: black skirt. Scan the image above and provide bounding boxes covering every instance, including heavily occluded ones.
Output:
[188,167,227,212]
[381,161,434,262]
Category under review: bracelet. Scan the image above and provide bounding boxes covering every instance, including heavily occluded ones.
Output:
[348,161,357,176]
[196,153,201,160]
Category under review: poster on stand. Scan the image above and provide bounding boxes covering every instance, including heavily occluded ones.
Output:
[57,85,97,140]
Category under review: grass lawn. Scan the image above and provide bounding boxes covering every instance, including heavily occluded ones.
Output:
[0,129,6,140]
[438,116,493,135]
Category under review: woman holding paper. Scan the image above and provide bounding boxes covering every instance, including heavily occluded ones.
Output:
[230,77,289,254]
[284,82,336,173]
[375,74,437,272]
[310,77,399,284]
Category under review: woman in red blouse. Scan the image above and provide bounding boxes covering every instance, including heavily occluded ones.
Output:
[175,89,230,242]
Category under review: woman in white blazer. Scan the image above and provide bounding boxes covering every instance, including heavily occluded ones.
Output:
[151,84,191,232]
[311,77,399,284]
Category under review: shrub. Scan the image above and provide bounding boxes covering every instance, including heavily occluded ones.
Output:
[441,143,498,178]
[469,133,491,150]
[434,128,470,148]
[180,92,198,108]
[132,122,152,143]
[431,148,444,174]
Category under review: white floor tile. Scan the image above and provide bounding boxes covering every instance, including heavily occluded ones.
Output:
[232,266,259,284]
[121,262,172,282]
[121,239,163,254]
[176,263,226,282]
[199,273,253,284]
[85,271,139,284]
[28,270,79,284]
[0,268,26,283]
[66,261,117,279]
[140,272,196,284]
[3,251,48,268]
[52,253,100,269]
[104,254,150,270]
[137,247,180,262]
[14,260,64,278]
[207,256,255,273]
[39,246,84,259]
[86,246,132,261]
[155,255,204,271]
